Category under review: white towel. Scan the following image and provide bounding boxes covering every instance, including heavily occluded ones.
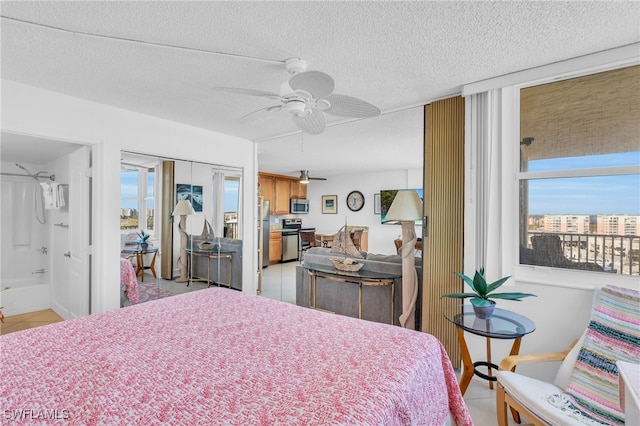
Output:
[54,183,66,208]
[40,182,56,209]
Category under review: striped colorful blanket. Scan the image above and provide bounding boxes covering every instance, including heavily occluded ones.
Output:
[550,285,640,425]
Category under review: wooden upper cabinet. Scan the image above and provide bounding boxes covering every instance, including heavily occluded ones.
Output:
[258,174,276,212]
[291,181,307,199]
[259,172,306,215]
[274,177,291,214]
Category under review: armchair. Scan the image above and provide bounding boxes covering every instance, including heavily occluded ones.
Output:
[496,285,639,426]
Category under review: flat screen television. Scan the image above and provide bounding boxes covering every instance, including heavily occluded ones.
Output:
[380,189,423,225]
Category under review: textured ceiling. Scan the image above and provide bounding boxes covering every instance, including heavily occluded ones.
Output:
[1,1,639,177]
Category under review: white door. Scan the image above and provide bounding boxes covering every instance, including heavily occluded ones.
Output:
[68,146,91,318]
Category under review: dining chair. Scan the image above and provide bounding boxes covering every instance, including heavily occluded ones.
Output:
[394,239,403,254]
[299,230,318,262]
[352,229,364,251]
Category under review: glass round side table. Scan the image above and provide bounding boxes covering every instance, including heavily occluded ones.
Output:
[445,305,536,396]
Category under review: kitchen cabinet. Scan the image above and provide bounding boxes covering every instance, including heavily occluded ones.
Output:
[258,174,275,209]
[269,231,282,264]
[274,177,291,214]
[259,172,307,215]
[290,180,307,199]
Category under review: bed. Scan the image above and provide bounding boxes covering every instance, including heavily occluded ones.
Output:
[0,288,472,425]
[120,257,139,304]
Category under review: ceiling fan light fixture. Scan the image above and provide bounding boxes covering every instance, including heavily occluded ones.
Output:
[299,170,309,184]
[285,58,308,74]
[287,100,306,116]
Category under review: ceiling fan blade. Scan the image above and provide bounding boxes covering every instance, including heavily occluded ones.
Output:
[324,94,381,118]
[309,176,327,181]
[236,105,283,123]
[289,71,335,99]
[291,109,326,135]
[212,87,282,100]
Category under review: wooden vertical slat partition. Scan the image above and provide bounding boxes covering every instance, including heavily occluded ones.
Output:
[160,161,175,280]
[422,96,465,367]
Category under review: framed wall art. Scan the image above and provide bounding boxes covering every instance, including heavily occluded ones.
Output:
[322,195,338,214]
[176,183,203,212]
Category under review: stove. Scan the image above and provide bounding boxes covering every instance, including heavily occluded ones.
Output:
[282,218,303,231]
[281,219,315,262]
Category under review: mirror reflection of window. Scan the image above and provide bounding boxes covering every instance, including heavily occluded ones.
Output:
[120,164,157,236]
[145,168,155,232]
[211,169,242,240]
[120,169,139,231]
[224,175,240,239]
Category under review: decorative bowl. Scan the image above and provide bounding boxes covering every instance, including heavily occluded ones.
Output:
[198,241,216,250]
[330,258,364,272]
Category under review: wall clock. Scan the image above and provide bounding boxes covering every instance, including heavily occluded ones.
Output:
[346,190,365,212]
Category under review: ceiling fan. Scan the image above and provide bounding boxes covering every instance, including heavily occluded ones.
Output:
[299,170,326,183]
[213,58,381,135]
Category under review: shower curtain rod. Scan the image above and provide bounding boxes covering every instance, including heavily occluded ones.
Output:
[0,172,55,181]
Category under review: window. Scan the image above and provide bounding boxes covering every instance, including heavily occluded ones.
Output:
[120,169,139,231]
[518,65,640,276]
[120,165,156,234]
[212,170,241,239]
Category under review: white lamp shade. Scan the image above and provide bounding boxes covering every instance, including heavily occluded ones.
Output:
[385,190,423,221]
[172,199,195,216]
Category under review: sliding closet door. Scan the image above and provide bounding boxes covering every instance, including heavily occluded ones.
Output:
[422,96,465,366]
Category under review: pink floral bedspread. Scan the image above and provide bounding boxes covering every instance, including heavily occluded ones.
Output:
[0,288,471,425]
[120,257,139,304]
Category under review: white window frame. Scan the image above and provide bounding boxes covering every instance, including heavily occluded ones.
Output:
[120,162,159,237]
[463,43,639,290]
[506,58,639,290]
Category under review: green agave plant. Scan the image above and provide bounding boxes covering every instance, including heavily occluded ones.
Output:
[442,268,536,307]
[136,229,150,243]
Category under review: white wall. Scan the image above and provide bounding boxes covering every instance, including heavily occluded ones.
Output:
[302,168,423,255]
[1,80,258,314]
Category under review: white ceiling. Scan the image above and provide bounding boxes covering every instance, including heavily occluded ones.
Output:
[1,1,639,178]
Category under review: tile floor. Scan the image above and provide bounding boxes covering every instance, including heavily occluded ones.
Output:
[2,264,525,425]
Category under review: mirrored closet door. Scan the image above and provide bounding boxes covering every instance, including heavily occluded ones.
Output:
[120,152,243,307]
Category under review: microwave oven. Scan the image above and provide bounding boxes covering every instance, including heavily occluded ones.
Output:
[290,198,310,214]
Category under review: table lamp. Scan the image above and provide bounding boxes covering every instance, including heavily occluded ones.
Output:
[173,199,195,283]
[385,190,423,329]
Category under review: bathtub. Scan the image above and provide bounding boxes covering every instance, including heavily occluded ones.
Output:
[1,276,50,317]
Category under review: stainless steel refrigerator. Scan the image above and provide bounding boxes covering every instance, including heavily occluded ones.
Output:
[261,200,270,268]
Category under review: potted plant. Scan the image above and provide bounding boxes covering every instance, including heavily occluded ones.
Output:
[136,229,150,249]
[442,268,536,319]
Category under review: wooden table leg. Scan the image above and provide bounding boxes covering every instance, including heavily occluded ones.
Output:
[457,327,474,395]
[136,253,144,282]
[149,252,157,278]
[508,337,523,423]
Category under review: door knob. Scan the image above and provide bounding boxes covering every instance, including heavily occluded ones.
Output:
[64,251,71,258]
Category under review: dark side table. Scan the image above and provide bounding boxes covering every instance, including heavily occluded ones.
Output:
[445,305,536,396]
